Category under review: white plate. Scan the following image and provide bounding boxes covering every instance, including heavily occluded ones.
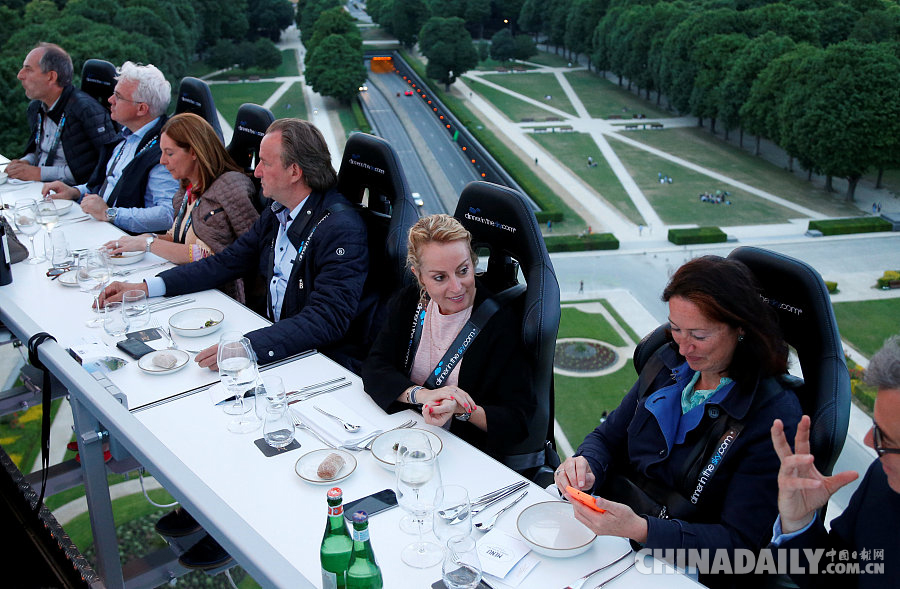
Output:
[51,199,74,214]
[7,178,32,185]
[108,250,145,265]
[137,349,190,375]
[516,501,596,558]
[370,428,443,471]
[168,307,225,337]
[56,269,79,287]
[295,448,357,484]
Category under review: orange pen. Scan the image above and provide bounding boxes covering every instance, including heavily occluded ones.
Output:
[566,486,607,513]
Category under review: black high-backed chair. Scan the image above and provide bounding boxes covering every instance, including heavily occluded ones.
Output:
[453,181,561,475]
[336,132,420,353]
[633,246,851,479]
[174,77,224,142]
[80,59,117,111]
[226,103,274,212]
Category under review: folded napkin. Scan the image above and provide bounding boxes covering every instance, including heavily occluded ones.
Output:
[293,396,376,446]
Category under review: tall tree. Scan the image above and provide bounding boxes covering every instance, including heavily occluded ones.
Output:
[248,0,295,42]
[419,16,479,89]
[304,34,367,103]
[306,6,363,60]
[464,0,491,39]
[490,28,517,61]
[392,0,429,48]
[564,0,606,64]
[690,33,749,132]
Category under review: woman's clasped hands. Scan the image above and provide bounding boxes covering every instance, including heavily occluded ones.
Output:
[418,385,477,427]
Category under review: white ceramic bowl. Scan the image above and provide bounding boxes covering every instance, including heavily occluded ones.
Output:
[51,199,74,214]
[370,428,443,471]
[516,501,597,558]
[168,307,225,337]
[107,250,145,265]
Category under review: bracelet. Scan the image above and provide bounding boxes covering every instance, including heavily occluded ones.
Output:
[408,386,424,406]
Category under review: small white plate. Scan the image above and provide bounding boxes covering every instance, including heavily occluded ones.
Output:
[56,269,79,287]
[51,199,75,214]
[516,501,596,558]
[168,307,225,337]
[108,250,145,265]
[137,349,190,375]
[7,178,32,185]
[295,449,357,484]
[370,428,443,471]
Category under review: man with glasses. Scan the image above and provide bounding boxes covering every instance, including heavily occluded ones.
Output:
[43,61,178,233]
[769,335,899,588]
[8,43,117,184]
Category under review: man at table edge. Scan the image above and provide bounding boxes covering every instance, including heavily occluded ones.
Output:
[41,61,178,234]
[98,118,372,373]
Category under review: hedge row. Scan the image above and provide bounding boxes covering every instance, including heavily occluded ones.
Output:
[876,270,900,289]
[667,226,727,245]
[544,233,619,252]
[808,217,892,236]
[351,98,372,134]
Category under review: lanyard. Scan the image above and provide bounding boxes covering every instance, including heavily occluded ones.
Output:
[34,112,66,166]
[100,134,159,202]
[172,185,196,243]
[266,210,331,320]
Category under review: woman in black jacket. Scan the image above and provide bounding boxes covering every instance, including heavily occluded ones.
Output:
[362,214,534,460]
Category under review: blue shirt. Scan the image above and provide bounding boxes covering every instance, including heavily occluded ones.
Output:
[270,199,309,321]
[75,117,178,233]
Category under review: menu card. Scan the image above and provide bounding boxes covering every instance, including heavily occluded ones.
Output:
[476,528,532,579]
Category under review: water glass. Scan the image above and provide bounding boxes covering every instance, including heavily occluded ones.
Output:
[37,199,59,234]
[13,199,43,264]
[434,485,472,547]
[44,231,71,269]
[218,331,261,432]
[397,444,443,568]
[77,248,110,327]
[102,301,128,337]
[262,378,295,449]
[442,536,483,589]
[122,289,150,330]
[256,375,284,420]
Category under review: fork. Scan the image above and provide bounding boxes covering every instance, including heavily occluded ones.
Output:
[564,550,633,589]
[159,326,202,354]
[290,410,337,448]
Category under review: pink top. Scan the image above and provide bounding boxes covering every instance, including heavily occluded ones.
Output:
[409,298,473,389]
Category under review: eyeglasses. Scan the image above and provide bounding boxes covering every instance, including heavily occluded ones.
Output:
[113,90,144,104]
[873,422,900,456]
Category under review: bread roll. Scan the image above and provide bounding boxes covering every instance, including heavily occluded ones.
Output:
[317,452,345,479]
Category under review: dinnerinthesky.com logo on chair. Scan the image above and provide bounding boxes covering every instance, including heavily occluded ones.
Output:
[465,207,517,234]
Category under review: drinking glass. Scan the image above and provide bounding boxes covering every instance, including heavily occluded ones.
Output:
[45,231,71,269]
[102,301,128,337]
[217,332,260,432]
[442,536,483,589]
[433,485,472,547]
[394,430,433,534]
[122,289,150,330]
[397,444,443,568]
[13,199,43,264]
[262,377,295,448]
[37,199,59,235]
[256,375,284,420]
[76,248,110,327]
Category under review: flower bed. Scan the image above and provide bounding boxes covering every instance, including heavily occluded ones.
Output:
[554,341,618,372]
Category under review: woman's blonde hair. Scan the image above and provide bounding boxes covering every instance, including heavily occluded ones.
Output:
[161,113,244,195]
[406,214,477,281]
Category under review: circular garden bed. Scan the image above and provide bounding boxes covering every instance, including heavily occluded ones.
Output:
[554,340,618,372]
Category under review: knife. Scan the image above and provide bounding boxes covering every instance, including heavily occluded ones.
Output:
[215,387,258,406]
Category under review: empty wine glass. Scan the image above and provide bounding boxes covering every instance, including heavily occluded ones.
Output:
[433,485,472,547]
[102,301,128,337]
[76,248,110,327]
[442,536,483,589]
[262,376,295,448]
[122,289,150,330]
[13,199,43,264]
[36,199,59,235]
[397,443,443,568]
[217,331,261,433]
[394,430,433,534]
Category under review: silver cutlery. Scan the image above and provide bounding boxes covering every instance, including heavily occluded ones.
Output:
[113,261,169,277]
[287,381,351,404]
[286,377,347,397]
[161,326,202,354]
[290,409,337,448]
[591,562,635,589]
[564,550,634,589]
[473,489,529,532]
[339,419,416,451]
[57,216,90,227]
[147,297,195,313]
[439,481,528,521]
[314,405,361,432]
[445,482,530,525]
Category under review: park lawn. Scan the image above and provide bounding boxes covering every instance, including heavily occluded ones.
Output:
[0,399,62,473]
[481,72,577,117]
[555,362,636,449]
[600,300,642,344]
[466,77,564,123]
[531,132,644,225]
[269,81,307,120]
[564,71,671,120]
[527,50,573,68]
[833,298,900,358]
[67,488,174,551]
[208,50,298,81]
[627,127,864,219]
[862,167,900,199]
[475,58,538,72]
[610,139,802,226]
[558,306,627,346]
[210,82,280,129]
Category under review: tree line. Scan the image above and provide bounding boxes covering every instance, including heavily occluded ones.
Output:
[0,0,293,157]
[521,0,900,201]
[297,0,368,103]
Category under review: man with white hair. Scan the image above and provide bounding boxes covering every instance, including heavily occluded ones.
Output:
[43,61,178,233]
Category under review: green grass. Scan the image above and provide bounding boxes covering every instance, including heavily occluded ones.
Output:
[555,362,636,448]
[0,399,62,472]
[269,81,307,120]
[527,50,573,68]
[531,132,645,224]
[564,71,671,119]
[479,72,577,117]
[610,139,803,226]
[862,167,900,196]
[210,82,280,128]
[475,58,538,72]
[600,300,642,344]
[65,487,175,551]
[186,60,218,79]
[337,107,359,139]
[558,307,627,346]
[833,298,900,357]
[466,78,562,123]
[625,127,865,219]
[207,50,299,81]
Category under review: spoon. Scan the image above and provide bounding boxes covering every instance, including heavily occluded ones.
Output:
[473,489,529,532]
[314,405,361,432]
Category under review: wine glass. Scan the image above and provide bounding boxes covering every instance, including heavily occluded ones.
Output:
[13,199,44,264]
[442,536,483,589]
[37,199,59,235]
[76,248,110,327]
[217,332,261,433]
[396,443,443,568]
[433,485,472,547]
[394,430,433,534]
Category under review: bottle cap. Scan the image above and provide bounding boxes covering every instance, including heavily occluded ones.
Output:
[352,511,369,524]
[327,487,343,500]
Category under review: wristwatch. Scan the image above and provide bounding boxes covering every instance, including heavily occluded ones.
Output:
[145,234,156,252]
[454,411,472,422]
[106,207,118,223]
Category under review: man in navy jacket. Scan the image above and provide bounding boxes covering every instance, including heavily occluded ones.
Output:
[100,118,371,370]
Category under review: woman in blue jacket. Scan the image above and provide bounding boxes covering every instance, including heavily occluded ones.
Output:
[555,256,802,587]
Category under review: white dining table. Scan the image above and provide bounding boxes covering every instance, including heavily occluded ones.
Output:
[0,175,701,589]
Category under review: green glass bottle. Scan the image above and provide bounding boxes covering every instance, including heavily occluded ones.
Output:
[345,511,383,589]
[321,487,353,589]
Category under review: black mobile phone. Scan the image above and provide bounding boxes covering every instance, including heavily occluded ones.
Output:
[116,338,155,359]
[344,489,398,521]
